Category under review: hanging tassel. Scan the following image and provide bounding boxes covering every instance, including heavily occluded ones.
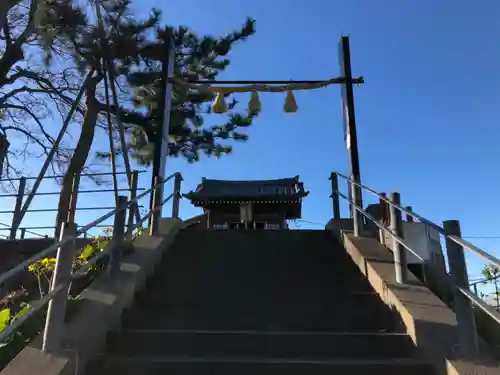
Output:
[284,89,298,113]
[212,92,227,114]
[248,90,261,115]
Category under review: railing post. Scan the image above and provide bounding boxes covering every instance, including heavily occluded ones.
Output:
[472,283,478,297]
[127,170,139,235]
[389,192,407,284]
[443,219,479,357]
[347,176,353,218]
[378,192,389,245]
[109,196,127,279]
[10,177,26,239]
[42,221,77,353]
[350,177,363,236]
[150,176,160,235]
[329,173,341,220]
[405,206,414,222]
[20,228,26,239]
[67,173,80,224]
[172,173,182,219]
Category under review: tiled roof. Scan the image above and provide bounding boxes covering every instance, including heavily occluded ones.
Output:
[184,176,308,201]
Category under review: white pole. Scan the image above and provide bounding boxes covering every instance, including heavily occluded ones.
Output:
[153,32,175,219]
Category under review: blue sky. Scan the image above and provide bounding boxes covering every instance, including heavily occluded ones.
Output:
[3,0,499,284]
[160,0,500,282]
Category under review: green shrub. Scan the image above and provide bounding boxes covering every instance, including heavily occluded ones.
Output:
[0,227,144,370]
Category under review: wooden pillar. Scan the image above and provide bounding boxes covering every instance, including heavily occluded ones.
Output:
[206,209,211,229]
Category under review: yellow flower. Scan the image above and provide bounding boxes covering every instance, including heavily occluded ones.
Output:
[41,258,56,270]
[28,264,38,273]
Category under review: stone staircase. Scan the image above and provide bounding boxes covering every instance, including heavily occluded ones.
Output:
[86,229,435,374]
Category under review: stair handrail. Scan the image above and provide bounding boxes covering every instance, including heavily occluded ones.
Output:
[334,188,425,263]
[0,171,183,353]
[330,171,499,356]
[332,171,500,270]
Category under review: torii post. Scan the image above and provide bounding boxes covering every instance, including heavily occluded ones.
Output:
[150,30,175,228]
[150,34,365,231]
[339,35,363,234]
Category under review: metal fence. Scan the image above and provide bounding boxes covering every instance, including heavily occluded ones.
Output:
[0,170,148,239]
[0,171,183,353]
[329,171,500,357]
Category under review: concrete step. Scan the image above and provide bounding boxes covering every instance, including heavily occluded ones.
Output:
[169,231,339,254]
[142,268,374,297]
[142,247,375,306]
[143,268,374,288]
[121,302,403,333]
[157,245,354,270]
[105,330,417,359]
[133,284,378,308]
[166,230,342,256]
[174,229,331,240]
[133,285,385,308]
[126,290,391,313]
[123,229,404,332]
[86,230,426,373]
[148,251,369,276]
[86,357,434,375]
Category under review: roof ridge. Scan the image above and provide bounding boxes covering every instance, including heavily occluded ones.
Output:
[202,177,300,185]
[184,176,308,203]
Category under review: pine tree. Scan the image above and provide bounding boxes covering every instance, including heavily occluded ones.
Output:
[49,1,256,236]
[482,264,500,310]
[51,0,161,237]
[96,17,257,164]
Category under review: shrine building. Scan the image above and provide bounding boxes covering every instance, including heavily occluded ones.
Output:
[183,176,309,230]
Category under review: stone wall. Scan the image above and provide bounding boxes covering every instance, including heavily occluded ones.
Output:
[183,214,208,230]
[0,238,96,294]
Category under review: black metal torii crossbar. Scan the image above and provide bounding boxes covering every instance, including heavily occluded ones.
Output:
[150,36,364,234]
[166,78,365,85]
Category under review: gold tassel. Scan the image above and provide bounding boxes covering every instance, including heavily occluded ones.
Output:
[248,90,261,115]
[284,90,298,113]
[212,92,227,114]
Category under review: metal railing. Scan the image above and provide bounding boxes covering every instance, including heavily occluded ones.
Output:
[0,222,48,238]
[0,170,147,239]
[329,171,500,357]
[0,171,183,354]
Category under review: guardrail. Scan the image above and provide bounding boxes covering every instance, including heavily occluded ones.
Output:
[1,170,147,239]
[0,222,48,238]
[329,171,500,357]
[0,171,183,354]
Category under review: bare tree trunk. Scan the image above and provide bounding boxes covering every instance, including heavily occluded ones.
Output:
[54,75,101,239]
[0,0,20,32]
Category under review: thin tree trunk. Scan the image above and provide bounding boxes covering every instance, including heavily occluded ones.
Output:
[495,281,499,310]
[54,75,101,239]
[0,0,20,32]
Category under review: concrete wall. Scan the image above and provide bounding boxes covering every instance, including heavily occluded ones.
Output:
[0,238,95,273]
[183,213,208,230]
[0,218,182,375]
[326,221,500,375]
[0,238,97,297]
